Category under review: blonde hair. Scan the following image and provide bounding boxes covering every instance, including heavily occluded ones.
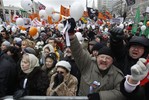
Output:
[22,39,35,48]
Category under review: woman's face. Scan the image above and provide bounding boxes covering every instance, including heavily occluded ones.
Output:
[45,57,54,68]
[21,41,27,50]
[21,55,30,72]
[44,48,50,57]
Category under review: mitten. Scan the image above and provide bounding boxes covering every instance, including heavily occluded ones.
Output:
[53,73,64,88]
[131,58,149,82]
[87,93,100,100]
[63,18,76,33]
[109,27,124,41]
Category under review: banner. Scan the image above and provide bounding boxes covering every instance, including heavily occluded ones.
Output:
[60,5,70,17]
[38,1,46,10]
[87,7,98,21]
[126,0,135,6]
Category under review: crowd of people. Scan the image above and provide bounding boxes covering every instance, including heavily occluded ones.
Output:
[0,18,149,100]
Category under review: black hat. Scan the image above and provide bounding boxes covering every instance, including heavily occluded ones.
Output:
[92,42,105,52]
[45,52,57,66]
[98,46,114,58]
[129,36,149,47]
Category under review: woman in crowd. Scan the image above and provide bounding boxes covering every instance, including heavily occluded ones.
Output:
[41,52,57,81]
[14,53,49,99]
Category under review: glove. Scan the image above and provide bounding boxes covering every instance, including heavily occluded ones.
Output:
[87,93,100,100]
[53,73,64,88]
[63,18,76,33]
[131,58,149,82]
[109,27,124,41]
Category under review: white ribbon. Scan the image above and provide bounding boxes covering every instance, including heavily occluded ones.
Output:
[23,78,28,89]
[61,21,71,46]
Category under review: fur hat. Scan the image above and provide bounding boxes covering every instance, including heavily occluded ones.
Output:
[98,46,114,59]
[56,60,71,71]
[2,40,10,47]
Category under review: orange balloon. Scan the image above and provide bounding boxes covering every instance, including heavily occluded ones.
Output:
[21,26,26,31]
[146,21,149,27]
[29,27,38,36]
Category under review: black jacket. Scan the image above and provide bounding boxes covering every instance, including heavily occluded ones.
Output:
[120,78,149,100]
[0,54,17,97]
[110,37,148,75]
[17,67,49,96]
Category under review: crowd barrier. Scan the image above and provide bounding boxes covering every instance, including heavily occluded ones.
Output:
[1,96,88,100]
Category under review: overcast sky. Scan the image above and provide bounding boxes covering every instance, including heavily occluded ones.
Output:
[3,0,95,11]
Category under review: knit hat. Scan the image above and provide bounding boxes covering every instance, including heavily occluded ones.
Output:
[24,47,37,56]
[92,42,105,52]
[2,41,11,47]
[98,46,114,58]
[56,60,71,71]
[46,53,57,63]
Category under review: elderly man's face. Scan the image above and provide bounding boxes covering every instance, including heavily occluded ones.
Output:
[96,54,113,70]
[129,45,145,59]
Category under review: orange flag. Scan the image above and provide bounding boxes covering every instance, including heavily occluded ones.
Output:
[60,5,70,17]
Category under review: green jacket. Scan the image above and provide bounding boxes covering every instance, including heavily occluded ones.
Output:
[70,36,126,100]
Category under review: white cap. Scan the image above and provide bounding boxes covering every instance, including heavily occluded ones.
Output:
[56,60,71,71]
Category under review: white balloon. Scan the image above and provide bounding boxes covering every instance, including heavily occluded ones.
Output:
[118,24,124,29]
[57,23,64,31]
[104,28,108,32]
[87,24,90,29]
[100,26,103,30]
[0,25,4,32]
[139,22,143,26]
[91,25,95,29]
[141,25,146,31]
[21,0,32,12]
[11,26,17,33]
[37,27,41,32]
[39,10,48,20]
[70,2,84,21]
[52,13,61,22]
[16,18,24,26]
[45,6,55,16]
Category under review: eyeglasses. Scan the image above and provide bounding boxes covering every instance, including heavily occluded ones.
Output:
[56,71,64,74]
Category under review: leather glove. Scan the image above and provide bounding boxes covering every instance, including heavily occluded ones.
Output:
[131,58,149,82]
[87,93,100,100]
[53,73,64,88]
[63,18,76,33]
[109,27,124,41]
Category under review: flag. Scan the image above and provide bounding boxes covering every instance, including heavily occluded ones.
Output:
[32,18,42,27]
[38,1,46,10]
[60,5,70,17]
[132,7,140,35]
[126,0,135,6]
[87,7,98,21]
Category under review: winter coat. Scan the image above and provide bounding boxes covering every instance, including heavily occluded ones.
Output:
[0,54,17,97]
[17,67,49,96]
[120,78,149,100]
[46,73,78,96]
[70,36,126,100]
[41,65,57,81]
